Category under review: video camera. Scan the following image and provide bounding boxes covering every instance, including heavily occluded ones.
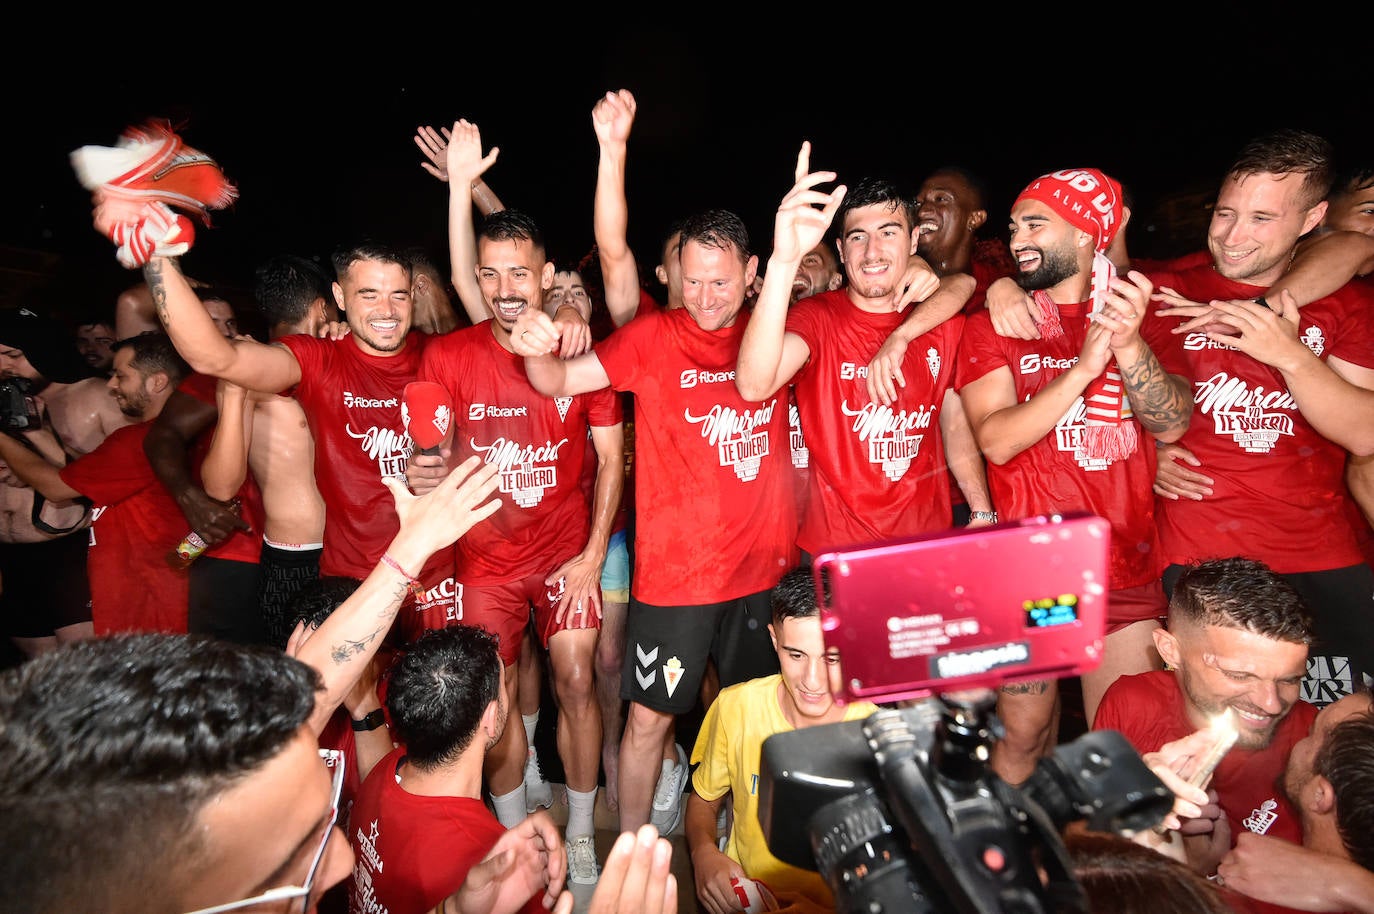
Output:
[757,514,1174,914]
[0,377,41,433]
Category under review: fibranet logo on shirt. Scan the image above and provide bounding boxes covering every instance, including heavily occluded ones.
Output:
[839,361,869,380]
[679,368,734,388]
[342,390,399,409]
[466,403,530,421]
[1019,354,1077,374]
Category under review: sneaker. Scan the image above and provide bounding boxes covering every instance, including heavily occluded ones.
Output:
[567,834,600,886]
[525,747,553,813]
[650,742,689,835]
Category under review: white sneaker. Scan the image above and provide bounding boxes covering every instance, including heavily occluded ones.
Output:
[650,742,689,835]
[567,834,600,886]
[525,747,553,813]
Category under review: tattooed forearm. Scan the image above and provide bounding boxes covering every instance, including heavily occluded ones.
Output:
[142,258,176,329]
[329,625,387,666]
[1120,348,1192,435]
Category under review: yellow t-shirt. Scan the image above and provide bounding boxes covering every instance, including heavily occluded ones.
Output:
[689,674,878,906]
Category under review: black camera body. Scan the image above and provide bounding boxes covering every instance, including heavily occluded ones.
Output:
[757,694,1174,914]
[0,377,41,432]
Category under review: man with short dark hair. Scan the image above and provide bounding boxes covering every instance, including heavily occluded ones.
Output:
[1095,556,1320,899]
[0,333,194,634]
[0,456,525,914]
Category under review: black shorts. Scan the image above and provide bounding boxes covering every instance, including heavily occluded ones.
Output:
[620,590,780,715]
[259,540,323,649]
[188,556,266,646]
[1164,561,1374,708]
[0,534,92,637]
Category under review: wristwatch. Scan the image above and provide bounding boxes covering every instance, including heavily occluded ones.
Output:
[970,510,998,524]
[351,708,387,732]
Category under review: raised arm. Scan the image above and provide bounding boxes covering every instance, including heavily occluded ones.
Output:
[736,141,844,401]
[296,457,501,736]
[415,122,506,323]
[141,257,301,392]
[445,120,501,325]
[592,89,645,328]
[199,379,254,502]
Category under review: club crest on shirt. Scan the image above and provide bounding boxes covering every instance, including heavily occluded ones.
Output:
[554,396,573,421]
[1243,798,1278,836]
[926,346,940,379]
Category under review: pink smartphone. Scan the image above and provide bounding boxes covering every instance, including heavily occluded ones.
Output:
[814,513,1110,705]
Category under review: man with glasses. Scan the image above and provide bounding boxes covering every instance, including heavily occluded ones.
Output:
[0,457,524,914]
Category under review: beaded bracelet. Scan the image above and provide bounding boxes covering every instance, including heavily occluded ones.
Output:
[378,553,424,599]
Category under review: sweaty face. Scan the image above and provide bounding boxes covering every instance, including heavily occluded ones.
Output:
[916,172,984,265]
[476,238,550,334]
[679,240,753,332]
[791,243,841,304]
[106,348,153,419]
[545,269,591,321]
[1172,624,1308,750]
[1208,171,1327,285]
[771,615,847,727]
[339,260,414,356]
[1283,690,1372,808]
[839,202,917,300]
[1324,178,1374,237]
[75,323,116,370]
[1009,202,1084,293]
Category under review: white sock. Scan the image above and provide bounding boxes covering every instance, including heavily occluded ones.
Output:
[523,711,539,745]
[490,784,527,829]
[566,786,597,838]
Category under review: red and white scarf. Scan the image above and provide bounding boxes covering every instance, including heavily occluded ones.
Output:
[1016,169,1133,462]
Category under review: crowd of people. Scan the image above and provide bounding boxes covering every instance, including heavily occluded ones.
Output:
[2,88,1373,914]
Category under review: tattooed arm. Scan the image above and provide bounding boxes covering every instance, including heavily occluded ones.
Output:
[142,256,302,392]
[1104,270,1192,442]
[294,457,501,737]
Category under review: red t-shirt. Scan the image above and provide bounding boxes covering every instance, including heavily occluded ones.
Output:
[419,323,621,585]
[59,423,188,634]
[176,372,264,565]
[955,304,1184,590]
[1147,266,1374,573]
[1095,670,1316,847]
[348,747,542,914]
[595,307,796,605]
[785,289,964,554]
[277,333,455,619]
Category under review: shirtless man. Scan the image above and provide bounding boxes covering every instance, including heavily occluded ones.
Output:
[0,307,130,655]
[198,254,341,647]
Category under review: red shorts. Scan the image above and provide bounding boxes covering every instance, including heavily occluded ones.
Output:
[1105,579,1167,635]
[454,568,602,666]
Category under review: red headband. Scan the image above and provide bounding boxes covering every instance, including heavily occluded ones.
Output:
[1014,168,1123,252]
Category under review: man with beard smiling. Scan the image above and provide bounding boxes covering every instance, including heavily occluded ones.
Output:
[1095,556,1318,901]
[955,167,1194,786]
[0,334,193,634]
[405,117,624,888]
[134,237,462,634]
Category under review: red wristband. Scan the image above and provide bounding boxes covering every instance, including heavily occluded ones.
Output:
[379,553,424,599]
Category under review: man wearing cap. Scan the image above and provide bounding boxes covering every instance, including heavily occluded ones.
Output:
[0,307,132,656]
[953,167,1194,785]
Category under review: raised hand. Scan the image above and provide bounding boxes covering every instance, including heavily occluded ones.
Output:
[592,89,636,148]
[773,141,845,265]
[445,119,500,190]
[415,124,453,182]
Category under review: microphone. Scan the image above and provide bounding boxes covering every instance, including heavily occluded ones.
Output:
[403,381,453,456]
